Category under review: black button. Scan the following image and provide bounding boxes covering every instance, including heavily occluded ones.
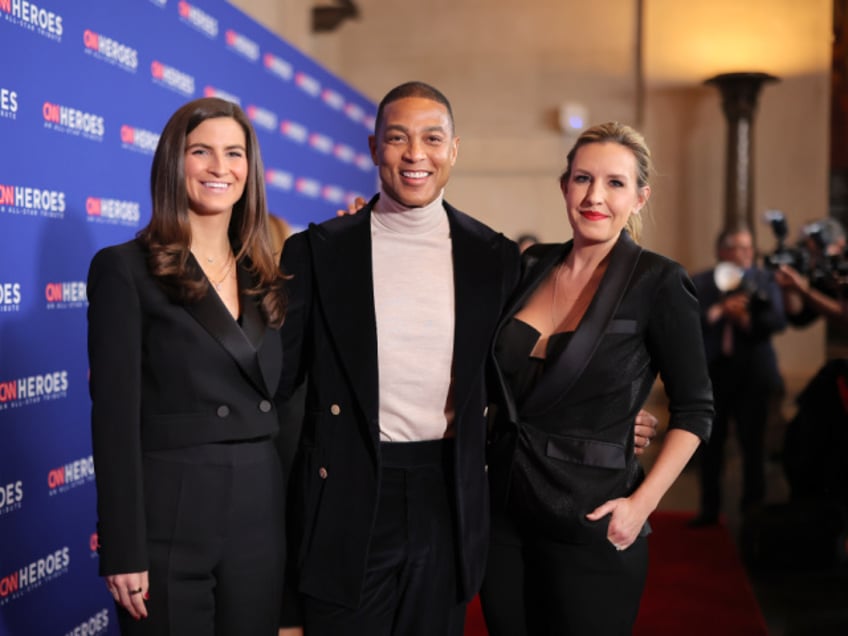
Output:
[217,405,230,418]
[259,400,272,413]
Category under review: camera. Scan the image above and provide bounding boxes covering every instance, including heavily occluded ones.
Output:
[762,210,848,292]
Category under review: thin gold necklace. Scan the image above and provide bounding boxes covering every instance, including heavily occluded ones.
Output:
[551,261,564,330]
[208,253,235,292]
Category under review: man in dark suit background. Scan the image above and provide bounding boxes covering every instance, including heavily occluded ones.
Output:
[690,226,786,527]
[278,82,520,635]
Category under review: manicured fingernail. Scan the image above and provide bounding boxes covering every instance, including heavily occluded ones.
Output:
[143,591,150,600]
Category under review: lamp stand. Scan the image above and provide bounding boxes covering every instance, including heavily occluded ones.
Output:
[705,72,778,236]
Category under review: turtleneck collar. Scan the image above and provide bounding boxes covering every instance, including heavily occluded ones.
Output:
[372,186,447,235]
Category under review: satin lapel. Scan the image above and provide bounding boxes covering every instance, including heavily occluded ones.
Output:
[520,232,643,418]
[448,205,508,418]
[310,201,380,429]
[492,242,571,425]
[184,259,271,396]
[238,264,280,395]
[502,243,571,331]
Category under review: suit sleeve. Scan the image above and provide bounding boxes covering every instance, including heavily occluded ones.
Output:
[277,231,312,627]
[647,263,714,442]
[749,271,787,338]
[277,230,312,402]
[501,237,521,304]
[87,247,148,575]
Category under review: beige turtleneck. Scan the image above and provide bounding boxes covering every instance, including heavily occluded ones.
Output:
[371,187,455,442]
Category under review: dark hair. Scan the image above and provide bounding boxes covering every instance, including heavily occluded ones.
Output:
[374,81,455,135]
[716,225,752,254]
[138,97,286,327]
[559,122,652,242]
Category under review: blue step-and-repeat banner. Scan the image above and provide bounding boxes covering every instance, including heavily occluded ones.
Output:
[0,1,376,633]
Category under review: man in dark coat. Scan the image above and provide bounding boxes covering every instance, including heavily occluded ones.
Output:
[690,226,786,526]
[278,82,520,635]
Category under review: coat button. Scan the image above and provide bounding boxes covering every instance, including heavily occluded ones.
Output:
[483,406,489,417]
[259,400,272,413]
[217,405,230,418]
[330,404,341,415]
[318,467,328,479]
[484,464,489,473]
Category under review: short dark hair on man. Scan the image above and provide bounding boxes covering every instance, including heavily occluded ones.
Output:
[716,225,752,254]
[374,81,455,135]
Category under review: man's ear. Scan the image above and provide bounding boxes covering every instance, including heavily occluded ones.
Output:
[449,135,459,166]
[368,135,378,165]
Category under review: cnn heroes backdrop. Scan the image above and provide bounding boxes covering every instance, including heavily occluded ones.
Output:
[0,1,376,634]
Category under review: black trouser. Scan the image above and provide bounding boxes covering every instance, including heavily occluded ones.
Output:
[117,439,285,636]
[698,377,769,519]
[481,513,648,636]
[303,440,466,636]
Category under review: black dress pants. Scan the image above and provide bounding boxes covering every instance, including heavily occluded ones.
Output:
[117,439,285,636]
[481,513,648,636]
[303,440,466,636]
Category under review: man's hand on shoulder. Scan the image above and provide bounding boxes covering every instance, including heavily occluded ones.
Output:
[336,196,367,217]
[634,408,659,456]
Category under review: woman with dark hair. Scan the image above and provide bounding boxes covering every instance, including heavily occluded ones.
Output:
[87,97,289,634]
[480,122,713,635]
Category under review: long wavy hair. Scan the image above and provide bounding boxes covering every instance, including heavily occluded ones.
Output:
[138,97,286,327]
[559,121,653,243]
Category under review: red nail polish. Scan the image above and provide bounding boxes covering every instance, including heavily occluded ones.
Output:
[143,591,150,600]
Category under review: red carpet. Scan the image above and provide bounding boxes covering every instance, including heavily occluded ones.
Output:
[464,510,768,635]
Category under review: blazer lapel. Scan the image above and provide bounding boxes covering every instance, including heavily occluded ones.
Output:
[185,258,271,397]
[309,199,380,430]
[520,231,642,418]
[491,242,570,425]
[238,264,282,395]
[447,204,508,418]
[503,243,571,330]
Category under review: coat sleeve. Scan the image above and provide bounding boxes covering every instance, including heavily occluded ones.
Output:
[277,230,312,402]
[277,231,311,626]
[87,246,148,575]
[749,270,787,339]
[501,237,522,304]
[646,262,714,442]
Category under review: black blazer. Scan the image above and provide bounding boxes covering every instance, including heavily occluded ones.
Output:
[87,239,283,575]
[488,233,713,541]
[279,197,520,608]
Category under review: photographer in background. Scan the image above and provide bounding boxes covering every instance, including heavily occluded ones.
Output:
[771,216,848,328]
[689,226,786,527]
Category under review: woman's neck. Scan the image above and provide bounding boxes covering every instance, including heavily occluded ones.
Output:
[567,237,617,275]
[189,212,233,260]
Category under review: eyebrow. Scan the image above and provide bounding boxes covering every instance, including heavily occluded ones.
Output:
[383,124,447,134]
[186,142,246,151]
[574,169,629,180]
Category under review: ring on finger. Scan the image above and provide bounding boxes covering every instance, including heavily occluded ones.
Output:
[129,588,143,595]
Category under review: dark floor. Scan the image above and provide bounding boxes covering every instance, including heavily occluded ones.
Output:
[643,376,848,636]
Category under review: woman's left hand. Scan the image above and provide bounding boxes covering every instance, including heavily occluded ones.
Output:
[585,497,649,552]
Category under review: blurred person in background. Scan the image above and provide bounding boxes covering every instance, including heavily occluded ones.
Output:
[689,226,785,528]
